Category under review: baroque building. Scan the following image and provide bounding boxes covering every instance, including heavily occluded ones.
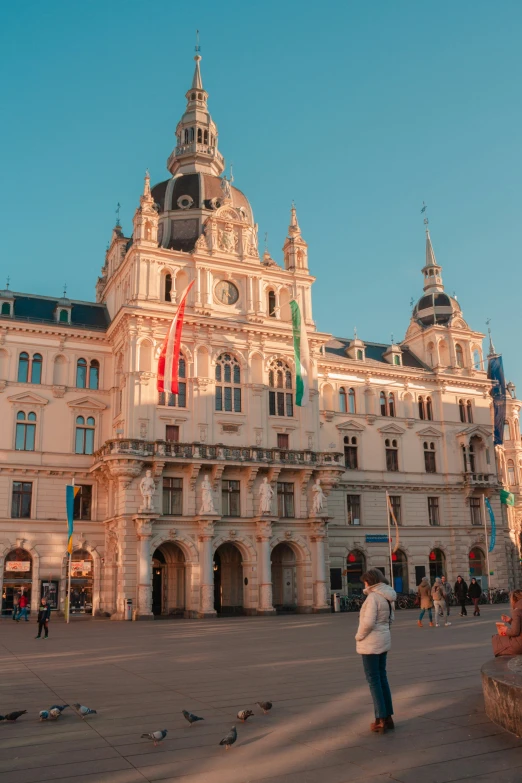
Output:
[0,52,519,619]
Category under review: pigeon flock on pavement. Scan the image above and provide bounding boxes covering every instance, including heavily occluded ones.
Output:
[1,699,273,751]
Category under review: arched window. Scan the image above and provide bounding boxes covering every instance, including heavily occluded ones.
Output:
[339,387,348,413]
[418,396,425,420]
[380,391,387,416]
[164,273,172,303]
[424,441,436,473]
[268,289,276,317]
[473,348,482,371]
[15,411,36,451]
[466,400,473,423]
[30,353,42,384]
[75,416,95,455]
[388,392,395,417]
[455,344,464,368]
[215,354,241,413]
[1,302,10,316]
[268,359,293,417]
[385,439,399,471]
[459,399,466,423]
[191,92,196,100]
[76,358,87,388]
[189,127,195,142]
[469,547,486,587]
[59,309,69,323]
[356,349,363,361]
[344,435,358,469]
[393,355,401,366]
[197,128,202,143]
[89,360,99,390]
[508,459,516,485]
[468,442,476,472]
[346,550,365,592]
[184,129,189,143]
[504,421,511,442]
[17,352,29,383]
[426,396,433,421]
[203,130,208,144]
[427,342,435,367]
[348,388,356,414]
[429,548,445,579]
[158,355,187,408]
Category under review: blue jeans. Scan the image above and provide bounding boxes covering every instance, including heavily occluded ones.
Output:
[361,652,394,720]
[18,607,28,622]
[419,608,433,622]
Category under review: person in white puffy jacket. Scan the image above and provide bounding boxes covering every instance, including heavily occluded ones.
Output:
[355,568,397,734]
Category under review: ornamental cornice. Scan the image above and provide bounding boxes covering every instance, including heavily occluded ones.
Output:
[0,323,109,343]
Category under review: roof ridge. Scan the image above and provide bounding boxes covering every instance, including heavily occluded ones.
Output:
[9,292,107,308]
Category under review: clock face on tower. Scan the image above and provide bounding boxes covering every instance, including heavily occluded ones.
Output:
[214,280,239,305]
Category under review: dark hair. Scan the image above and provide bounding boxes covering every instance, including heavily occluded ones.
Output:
[361,568,388,587]
[510,589,522,608]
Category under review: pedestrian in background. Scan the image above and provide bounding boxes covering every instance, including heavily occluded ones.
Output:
[35,597,51,639]
[17,593,29,622]
[468,577,482,616]
[417,577,434,627]
[355,568,396,734]
[454,576,468,617]
[441,575,452,616]
[432,577,451,627]
[12,592,20,621]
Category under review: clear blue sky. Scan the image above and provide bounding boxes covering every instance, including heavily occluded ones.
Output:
[2,1,521,385]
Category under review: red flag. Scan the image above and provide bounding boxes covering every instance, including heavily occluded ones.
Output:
[157,280,194,395]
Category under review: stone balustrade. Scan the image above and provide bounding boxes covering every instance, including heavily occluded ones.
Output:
[463,472,498,487]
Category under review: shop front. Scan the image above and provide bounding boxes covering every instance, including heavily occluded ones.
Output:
[2,549,33,616]
[68,549,94,615]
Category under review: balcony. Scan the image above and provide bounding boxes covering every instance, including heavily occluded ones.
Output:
[463,472,497,488]
[94,439,344,468]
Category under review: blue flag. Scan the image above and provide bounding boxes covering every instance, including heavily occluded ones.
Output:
[487,354,506,446]
[66,485,80,554]
[485,497,496,553]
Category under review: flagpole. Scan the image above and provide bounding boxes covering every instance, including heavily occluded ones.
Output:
[482,494,493,601]
[66,477,74,624]
[385,491,394,589]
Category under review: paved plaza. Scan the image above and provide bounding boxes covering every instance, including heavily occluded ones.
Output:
[0,606,521,783]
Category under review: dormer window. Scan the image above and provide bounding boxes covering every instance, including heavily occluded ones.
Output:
[356,349,363,360]
[1,301,11,316]
[59,309,69,323]
[393,355,401,366]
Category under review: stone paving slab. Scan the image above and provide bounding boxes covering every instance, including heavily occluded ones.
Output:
[0,605,516,782]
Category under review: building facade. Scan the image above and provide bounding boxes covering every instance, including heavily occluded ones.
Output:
[0,52,519,619]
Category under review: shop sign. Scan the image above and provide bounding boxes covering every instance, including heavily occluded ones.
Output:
[5,561,31,572]
[365,535,390,544]
[71,561,92,577]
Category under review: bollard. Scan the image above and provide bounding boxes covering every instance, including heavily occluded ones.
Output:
[332,593,341,613]
[125,598,133,621]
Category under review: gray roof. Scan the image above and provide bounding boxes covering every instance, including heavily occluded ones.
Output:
[325,337,429,370]
[0,292,110,331]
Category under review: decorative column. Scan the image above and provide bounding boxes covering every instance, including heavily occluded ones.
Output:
[198,518,217,618]
[256,519,276,615]
[311,520,330,612]
[195,267,202,306]
[134,515,154,619]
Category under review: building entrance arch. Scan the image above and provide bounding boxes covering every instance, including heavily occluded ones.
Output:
[271,543,297,611]
[469,547,487,588]
[214,543,243,615]
[69,549,94,615]
[392,549,408,594]
[2,548,33,616]
[429,548,446,581]
[346,550,366,594]
[152,542,186,617]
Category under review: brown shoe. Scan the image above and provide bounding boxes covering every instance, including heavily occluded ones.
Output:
[417,620,423,627]
[370,719,387,734]
[429,622,434,627]
[384,716,395,730]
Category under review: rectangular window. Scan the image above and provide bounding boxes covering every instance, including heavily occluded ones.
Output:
[269,390,276,416]
[159,383,187,409]
[166,425,179,442]
[424,450,437,473]
[73,485,93,521]
[162,478,182,515]
[389,495,401,525]
[233,388,241,413]
[222,480,240,516]
[215,386,223,412]
[344,446,358,470]
[224,386,232,412]
[330,568,343,590]
[277,482,295,518]
[386,447,399,472]
[469,497,482,526]
[11,481,32,519]
[277,392,285,417]
[15,421,36,451]
[277,434,289,450]
[286,393,293,417]
[428,496,440,526]
[347,495,361,525]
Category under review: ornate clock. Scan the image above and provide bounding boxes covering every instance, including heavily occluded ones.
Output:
[214,280,239,305]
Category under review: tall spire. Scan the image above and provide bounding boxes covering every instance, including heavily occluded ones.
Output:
[283,202,308,271]
[288,201,301,238]
[486,318,497,357]
[421,222,444,294]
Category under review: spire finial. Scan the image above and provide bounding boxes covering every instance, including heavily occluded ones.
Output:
[63,283,67,298]
[264,232,268,253]
[143,170,151,197]
[191,32,203,90]
[354,326,358,340]
[391,333,394,345]
[288,201,301,236]
[195,29,200,53]
[5,276,10,291]
[115,202,121,227]
[486,317,497,357]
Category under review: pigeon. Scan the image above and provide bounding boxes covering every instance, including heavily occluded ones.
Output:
[141,729,168,746]
[219,726,237,750]
[256,701,273,714]
[49,708,62,720]
[237,709,254,722]
[39,711,50,721]
[182,710,204,726]
[72,703,97,718]
[50,705,68,713]
[3,711,27,722]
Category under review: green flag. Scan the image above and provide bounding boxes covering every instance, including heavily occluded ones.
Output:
[500,489,515,506]
[289,300,310,407]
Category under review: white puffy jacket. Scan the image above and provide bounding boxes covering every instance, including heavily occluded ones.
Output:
[355,583,397,655]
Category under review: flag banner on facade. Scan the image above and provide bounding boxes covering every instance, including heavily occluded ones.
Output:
[386,496,400,553]
[290,299,310,407]
[500,488,515,506]
[66,485,80,554]
[487,354,506,446]
[484,497,496,553]
[157,280,195,395]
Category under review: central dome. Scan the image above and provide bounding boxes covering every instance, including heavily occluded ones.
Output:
[412,292,461,327]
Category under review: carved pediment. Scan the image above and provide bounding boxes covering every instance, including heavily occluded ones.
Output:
[456,425,491,440]
[377,423,406,436]
[416,426,443,438]
[215,206,241,222]
[7,391,49,406]
[67,396,108,411]
[336,419,366,433]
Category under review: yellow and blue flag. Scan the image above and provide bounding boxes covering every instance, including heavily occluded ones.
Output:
[66,485,80,554]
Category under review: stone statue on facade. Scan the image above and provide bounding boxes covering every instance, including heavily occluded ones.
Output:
[199,475,216,515]
[311,478,326,515]
[139,469,156,512]
[259,477,274,515]
[220,175,232,201]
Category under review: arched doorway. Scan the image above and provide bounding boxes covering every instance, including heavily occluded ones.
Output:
[392,550,408,594]
[214,543,243,615]
[346,550,366,594]
[272,543,297,612]
[429,548,446,581]
[469,547,487,588]
[69,549,94,615]
[2,548,32,616]
[151,543,186,617]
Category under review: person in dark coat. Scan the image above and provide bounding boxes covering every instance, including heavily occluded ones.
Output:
[35,597,51,639]
[468,577,482,616]
[492,590,522,656]
[454,576,468,616]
